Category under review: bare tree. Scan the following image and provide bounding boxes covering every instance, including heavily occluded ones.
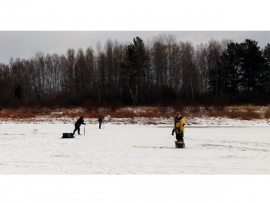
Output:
[179,41,197,102]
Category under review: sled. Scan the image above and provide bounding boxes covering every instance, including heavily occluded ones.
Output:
[62,133,74,139]
[175,141,185,148]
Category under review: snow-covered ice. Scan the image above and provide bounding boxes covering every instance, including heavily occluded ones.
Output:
[1,118,270,203]
[0,121,269,174]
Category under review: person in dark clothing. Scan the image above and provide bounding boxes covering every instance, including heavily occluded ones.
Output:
[98,114,104,129]
[73,116,86,135]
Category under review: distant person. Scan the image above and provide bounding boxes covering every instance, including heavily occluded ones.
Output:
[98,114,104,129]
[73,116,86,135]
[171,114,185,141]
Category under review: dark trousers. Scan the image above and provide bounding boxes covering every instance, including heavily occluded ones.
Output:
[99,121,102,129]
[176,132,184,141]
[73,125,81,135]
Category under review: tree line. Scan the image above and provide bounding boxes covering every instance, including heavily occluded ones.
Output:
[0,35,270,108]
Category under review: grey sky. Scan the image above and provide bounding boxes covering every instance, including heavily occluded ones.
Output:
[0,31,270,64]
[1,0,270,64]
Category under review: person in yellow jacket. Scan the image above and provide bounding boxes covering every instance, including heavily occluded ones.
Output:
[172,114,185,141]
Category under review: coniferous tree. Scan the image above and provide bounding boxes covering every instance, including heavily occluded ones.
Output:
[121,37,149,105]
[263,44,270,93]
[222,42,242,94]
[239,39,265,93]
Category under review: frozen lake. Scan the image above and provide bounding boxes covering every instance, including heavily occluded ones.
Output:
[0,123,269,174]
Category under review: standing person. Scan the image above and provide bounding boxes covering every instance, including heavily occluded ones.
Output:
[98,114,104,129]
[73,116,86,135]
[171,114,185,141]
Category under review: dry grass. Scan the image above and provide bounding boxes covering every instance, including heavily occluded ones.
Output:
[265,110,270,119]
[0,105,270,121]
[174,105,270,120]
[192,105,270,120]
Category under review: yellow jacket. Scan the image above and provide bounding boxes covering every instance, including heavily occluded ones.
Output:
[173,115,185,133]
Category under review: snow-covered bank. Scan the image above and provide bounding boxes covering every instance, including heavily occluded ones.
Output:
[1,116,270,126]
[188,117,270,126]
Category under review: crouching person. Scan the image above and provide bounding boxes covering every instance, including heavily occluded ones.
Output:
[172,114,185,142]
[73,116,86,135]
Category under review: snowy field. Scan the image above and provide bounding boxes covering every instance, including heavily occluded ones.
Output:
[0,120,269,174]
[0,119,270,203]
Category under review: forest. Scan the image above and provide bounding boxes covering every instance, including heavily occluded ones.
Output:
[0,34,270,108]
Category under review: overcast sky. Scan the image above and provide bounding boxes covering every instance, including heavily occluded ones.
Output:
[1,31,270,64]
[1,0,270,64]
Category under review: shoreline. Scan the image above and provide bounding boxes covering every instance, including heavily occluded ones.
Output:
[1,116,270,126]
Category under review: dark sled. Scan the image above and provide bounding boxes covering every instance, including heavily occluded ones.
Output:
[175,141,185,148]
[62,133,74,139]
